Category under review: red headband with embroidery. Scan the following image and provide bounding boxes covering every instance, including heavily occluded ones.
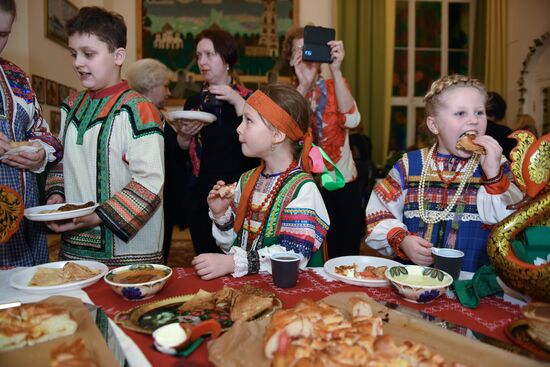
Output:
[246,90,313,172]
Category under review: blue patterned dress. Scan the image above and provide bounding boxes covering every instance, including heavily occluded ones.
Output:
[365,148,523,272]
[0,58,63,266]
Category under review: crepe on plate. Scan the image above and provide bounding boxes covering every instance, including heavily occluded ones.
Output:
[29,262,101,287]
[178,285,275,322]
[0,302,78,351]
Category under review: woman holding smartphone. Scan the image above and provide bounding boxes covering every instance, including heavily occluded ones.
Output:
[283,26,363,259]
[174,28,256,255]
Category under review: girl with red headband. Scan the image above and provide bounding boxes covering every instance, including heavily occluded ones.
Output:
[192,83,329,279]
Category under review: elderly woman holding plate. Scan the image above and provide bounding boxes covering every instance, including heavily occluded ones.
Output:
[126,58,189,265]
[174,28,257,255]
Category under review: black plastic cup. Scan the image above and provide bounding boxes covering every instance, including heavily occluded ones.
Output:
[270,252,301,288]
[432,248,464,280]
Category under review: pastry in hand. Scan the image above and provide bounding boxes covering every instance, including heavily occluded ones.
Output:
[456,133,486,154]
[9,141,31,149]
[218,182,237,199]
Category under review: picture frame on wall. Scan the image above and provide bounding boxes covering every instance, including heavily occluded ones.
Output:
[137,0,298,105]
[31,75,46,104]
[46,79,59,106]
[58,84,70,105]
[46,0,79,48]
[49,110,61,135]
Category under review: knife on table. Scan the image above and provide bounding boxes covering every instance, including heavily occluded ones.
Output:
[381,302,530,358]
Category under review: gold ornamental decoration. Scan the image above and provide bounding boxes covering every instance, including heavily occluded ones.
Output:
[487,131,550,301]
[0,185,24,243]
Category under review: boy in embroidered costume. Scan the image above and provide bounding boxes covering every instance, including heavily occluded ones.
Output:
[45,7,165,266]
[192,83,329,279]
[365,75,523,272]
[0,0,63,265]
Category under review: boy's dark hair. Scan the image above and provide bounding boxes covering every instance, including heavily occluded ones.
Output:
[486,91,507,122]
[65,7,126,52]
[0,0,16,18]
[195,27,238,70]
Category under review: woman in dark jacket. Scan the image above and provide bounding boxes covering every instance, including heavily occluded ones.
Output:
[174,28,256,255]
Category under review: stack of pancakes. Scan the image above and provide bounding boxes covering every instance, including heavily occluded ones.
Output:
[29,262,101,287]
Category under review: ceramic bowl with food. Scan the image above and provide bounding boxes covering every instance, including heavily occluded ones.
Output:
[385,265,453,304]
[521,302,550,351]
[104,264,172,300]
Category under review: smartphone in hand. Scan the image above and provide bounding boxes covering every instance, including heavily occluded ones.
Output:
[302,25,336,63]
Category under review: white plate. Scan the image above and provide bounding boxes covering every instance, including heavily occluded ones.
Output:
[9,260,108,294]
[167,110,217,124]
[324,256,402,287]
[0,145,40,160]
[496,276,532,303]
[24,203,99,222]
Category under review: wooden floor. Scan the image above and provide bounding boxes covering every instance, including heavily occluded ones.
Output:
[47,227,381,267]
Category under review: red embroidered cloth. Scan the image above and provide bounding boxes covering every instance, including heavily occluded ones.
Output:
[84,268,521,367]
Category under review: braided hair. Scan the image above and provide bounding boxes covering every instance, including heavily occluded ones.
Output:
[424,74,487,117]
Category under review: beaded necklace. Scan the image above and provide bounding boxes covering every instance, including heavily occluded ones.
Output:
[418,144,479,224]
[432,148,465,208]
[245,160,298,248]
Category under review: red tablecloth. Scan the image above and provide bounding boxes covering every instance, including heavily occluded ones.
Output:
[84,268,522,367]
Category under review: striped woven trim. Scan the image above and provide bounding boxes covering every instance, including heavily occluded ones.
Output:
[263,171,312,237]
[62,229,102,249]
[366,210,395,237]
[59,250,162,267]
[45,164,65,198]
[0,58,33,103]
[279,207,329,249]
[97,181,161,242]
